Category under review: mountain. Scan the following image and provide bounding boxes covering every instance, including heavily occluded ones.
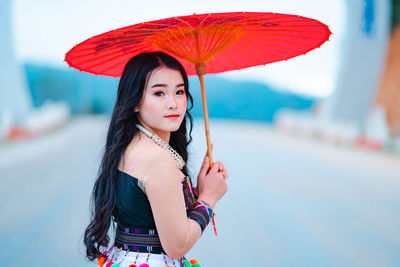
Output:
[189,75,316,122]
[24,63,317,123]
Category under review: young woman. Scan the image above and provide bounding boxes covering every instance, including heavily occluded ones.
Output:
[83,52,228,267]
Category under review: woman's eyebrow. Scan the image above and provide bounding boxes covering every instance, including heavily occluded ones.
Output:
[151,83,167,88]
[151,83,185,88]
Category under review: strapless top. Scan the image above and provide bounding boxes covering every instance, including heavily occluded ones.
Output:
[113,170,195,227]
[112,170,196,253]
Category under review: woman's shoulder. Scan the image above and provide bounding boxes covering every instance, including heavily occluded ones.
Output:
[141,143,175,169]
[134,134,173,162]
[125,134,181,180]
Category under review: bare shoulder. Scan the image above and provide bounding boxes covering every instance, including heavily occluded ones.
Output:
[123,133,183,182]
[141,143,176,174]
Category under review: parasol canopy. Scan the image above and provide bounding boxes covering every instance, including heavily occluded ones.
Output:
[65,11,332,165]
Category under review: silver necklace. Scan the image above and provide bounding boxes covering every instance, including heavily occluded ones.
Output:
[136,124,185,170]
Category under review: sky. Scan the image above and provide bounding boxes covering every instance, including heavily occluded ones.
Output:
[11,0,345,98]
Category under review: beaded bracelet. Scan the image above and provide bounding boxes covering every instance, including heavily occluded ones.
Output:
[188,200,213,233]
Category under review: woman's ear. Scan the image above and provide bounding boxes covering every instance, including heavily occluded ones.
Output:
[134,106,139,112]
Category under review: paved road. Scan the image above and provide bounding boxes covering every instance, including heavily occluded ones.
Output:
[1,115,399,266]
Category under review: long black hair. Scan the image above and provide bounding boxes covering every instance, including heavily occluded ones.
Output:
[83,52,194,261]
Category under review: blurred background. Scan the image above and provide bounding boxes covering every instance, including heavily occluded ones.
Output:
[1,0,399,266]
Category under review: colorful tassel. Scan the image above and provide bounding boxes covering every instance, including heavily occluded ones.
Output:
[182,260,192,267]
[161,252,172,267]
[212,212,217,236]
[119,249,129,264]
[145,251,151,262]
[98,255,106,266]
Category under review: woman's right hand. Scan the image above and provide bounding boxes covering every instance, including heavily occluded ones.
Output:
[196,145,228,209]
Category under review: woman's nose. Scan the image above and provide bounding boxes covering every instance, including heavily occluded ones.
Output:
[167,95,177,109]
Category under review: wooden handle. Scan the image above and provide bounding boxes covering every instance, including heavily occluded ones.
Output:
[196,64,213,167]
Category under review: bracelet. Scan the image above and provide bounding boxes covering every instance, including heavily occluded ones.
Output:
[188,200,213,233]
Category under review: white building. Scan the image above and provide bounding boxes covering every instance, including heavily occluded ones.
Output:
[0,0,32,126]
[321,0,391,135]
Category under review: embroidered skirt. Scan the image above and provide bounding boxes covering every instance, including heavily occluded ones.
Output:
[100,245,185,267]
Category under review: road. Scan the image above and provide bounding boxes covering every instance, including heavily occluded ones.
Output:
[1,115,399,266]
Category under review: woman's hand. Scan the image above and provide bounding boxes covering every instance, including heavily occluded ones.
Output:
[196,143,228,208]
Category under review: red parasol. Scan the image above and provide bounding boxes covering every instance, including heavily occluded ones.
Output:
[65,11,332,166]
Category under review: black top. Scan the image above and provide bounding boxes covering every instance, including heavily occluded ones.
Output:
[112,170,196,253]
[114,170,156,227]
[113,170,194,226]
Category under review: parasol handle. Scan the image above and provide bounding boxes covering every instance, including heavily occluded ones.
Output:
[196,63,213,168]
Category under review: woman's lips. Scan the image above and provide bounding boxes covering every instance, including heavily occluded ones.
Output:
[165,115,179,119]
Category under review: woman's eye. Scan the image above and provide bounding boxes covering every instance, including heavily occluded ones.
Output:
[177,90,185,95]
[154,91,164,96]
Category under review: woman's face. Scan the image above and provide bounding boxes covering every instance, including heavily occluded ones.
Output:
[135,66,187,138]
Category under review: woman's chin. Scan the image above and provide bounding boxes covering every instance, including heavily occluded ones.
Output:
[165,123,182,132]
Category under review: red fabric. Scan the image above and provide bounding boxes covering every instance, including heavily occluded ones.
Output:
[65,12,331,77]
